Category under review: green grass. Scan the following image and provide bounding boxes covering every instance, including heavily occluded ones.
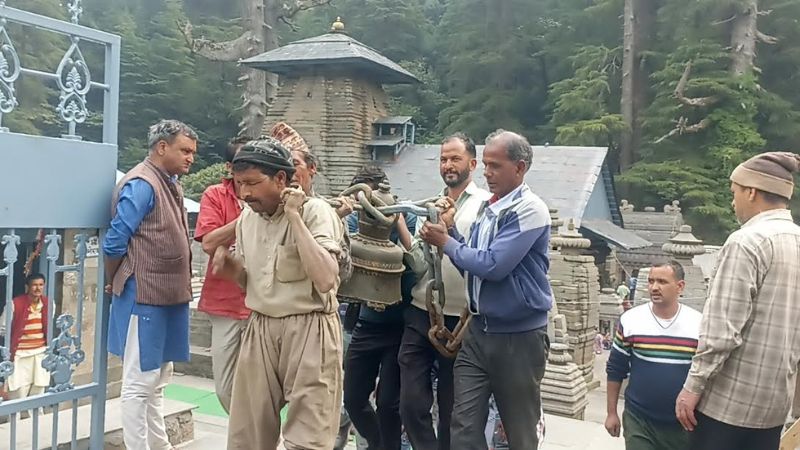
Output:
[164,384,288,421]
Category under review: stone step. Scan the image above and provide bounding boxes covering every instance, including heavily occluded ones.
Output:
[0,396,195,449]
[174,346,213,379]
[189,308,212,348]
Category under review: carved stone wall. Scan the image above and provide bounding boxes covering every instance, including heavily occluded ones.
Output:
[549,220,601,389]
[264,71,391,195]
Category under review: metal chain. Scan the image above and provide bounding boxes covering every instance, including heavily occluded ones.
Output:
[421,203,471,359]
[328,188,471,358]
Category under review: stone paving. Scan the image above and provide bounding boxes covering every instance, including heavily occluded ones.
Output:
[174,352,624,450]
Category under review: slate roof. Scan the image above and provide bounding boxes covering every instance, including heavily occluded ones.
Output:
[382,144,607,226]
[581,220,651,250]
[241,32,419,84]
[374,116,413,125]
[616,208,684,270]
[366,136,405,147]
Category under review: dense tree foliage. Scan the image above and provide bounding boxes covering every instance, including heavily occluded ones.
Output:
[6,0,800,242]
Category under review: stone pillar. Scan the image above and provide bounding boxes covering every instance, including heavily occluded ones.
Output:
[549,207,564,242]
[662,225,707,312]
[598,287,624,333]
[546,207,565,341]
[541,343,589,420]
[619,199,635,212]
[548,219,601,389]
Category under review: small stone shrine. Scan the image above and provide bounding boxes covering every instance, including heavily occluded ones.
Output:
[242,18,419,195]
[548,219,601,389]
[541,343,589,420]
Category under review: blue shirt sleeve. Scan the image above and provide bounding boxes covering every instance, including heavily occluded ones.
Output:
[346,212,359,234]
[442,208,548,281]
[103,179,155,258]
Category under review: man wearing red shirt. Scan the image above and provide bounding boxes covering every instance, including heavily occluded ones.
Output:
[194,136,251,412]
[8,273,50,401]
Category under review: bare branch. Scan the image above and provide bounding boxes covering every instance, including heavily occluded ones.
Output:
[712,15,736,25]
[280,16,299,32]
[758,8,772,16]
[674,61,719,107]
[684,117,711,133]
[655,117,711,143]
[177,20,253,62]
[757,30,778,44]
[279,0,334,19]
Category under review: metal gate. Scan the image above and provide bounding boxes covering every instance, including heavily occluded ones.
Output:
[0,0,120,448]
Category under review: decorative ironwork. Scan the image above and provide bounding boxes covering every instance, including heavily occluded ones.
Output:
[42,314,85,392]
[66,0,83,24]
[0,15,21,131]
[0,231,20,390]
[56,37,91,138]
[45,230,62,263]
[71,233,88,349]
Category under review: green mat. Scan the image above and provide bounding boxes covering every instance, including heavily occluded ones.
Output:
[164,384,288,421]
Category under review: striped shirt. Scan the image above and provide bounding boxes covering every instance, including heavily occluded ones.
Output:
[17,301,47,351]
[607,302,702,422]
[685,209,800,428]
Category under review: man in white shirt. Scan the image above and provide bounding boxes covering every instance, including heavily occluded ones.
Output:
[399,133,491,450]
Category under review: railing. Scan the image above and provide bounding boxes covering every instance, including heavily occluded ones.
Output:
[0,1,119,448]
[0,229,108,449]
[0,0,120,142]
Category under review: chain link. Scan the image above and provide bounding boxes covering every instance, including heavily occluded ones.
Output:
[328,189,471,358]
[421,203,471,358]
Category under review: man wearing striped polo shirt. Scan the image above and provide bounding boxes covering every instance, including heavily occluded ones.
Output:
[605,261,702,450]
[7,273,50,402]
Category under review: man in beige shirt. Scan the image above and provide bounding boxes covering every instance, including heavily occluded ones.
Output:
[212,137,344,450]
[675,152,800,450]
[400,133,491,450]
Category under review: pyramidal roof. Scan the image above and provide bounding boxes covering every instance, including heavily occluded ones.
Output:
[241,31,419,84]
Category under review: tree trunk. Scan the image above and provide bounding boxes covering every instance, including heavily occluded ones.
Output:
[620,0,635,170]
[181,0,331,138]
[729,0,758,77]
[620,0,656,170]
[632,0,655,161]
[238,0,269,138]
[260,0,281,136]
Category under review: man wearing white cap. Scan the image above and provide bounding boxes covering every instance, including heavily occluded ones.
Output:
[675,152,800,450]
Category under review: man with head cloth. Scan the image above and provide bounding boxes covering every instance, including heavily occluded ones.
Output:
[675,152,800,450]
[212,137,344,450]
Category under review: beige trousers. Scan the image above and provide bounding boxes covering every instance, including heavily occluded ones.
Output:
[227,311,343,450]
[208,315,246,413]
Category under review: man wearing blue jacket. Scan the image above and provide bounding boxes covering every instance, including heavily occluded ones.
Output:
[420,129,552,450]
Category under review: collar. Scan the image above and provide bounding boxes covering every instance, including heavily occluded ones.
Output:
[222,177,237,194]
[144,158,178,184]
[29,300,43,314]
[741,208,793,228]
[488,184,527,216]
[258,205,285,222]
[441,181,486,202]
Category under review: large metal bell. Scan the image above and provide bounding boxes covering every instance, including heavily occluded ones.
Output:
[338,183,405,309]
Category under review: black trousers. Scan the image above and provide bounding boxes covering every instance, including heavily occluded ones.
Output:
[450,320,549,450]
[689,412,782,450]
[398,306,459,450]
[343,319,404,450]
